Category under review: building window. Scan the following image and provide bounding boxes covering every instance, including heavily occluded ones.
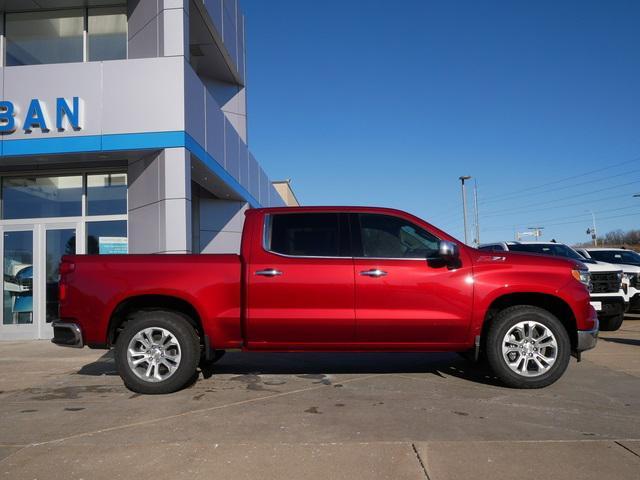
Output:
[87,220,128,254]
[2,176,83,219]
[87,173,128,216]
[6,10,85,66]
[5,6,127,67]
[88,7,127,62]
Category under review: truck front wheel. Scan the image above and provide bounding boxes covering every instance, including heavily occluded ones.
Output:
[486,306,571,389]
[115,310,200,394]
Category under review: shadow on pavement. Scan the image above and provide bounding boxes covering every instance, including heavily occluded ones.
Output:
[203,351,504,387]
[75,350,504,387]
[600,337,640,347]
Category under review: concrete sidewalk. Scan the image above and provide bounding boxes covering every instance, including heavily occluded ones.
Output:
[1,317,639,479]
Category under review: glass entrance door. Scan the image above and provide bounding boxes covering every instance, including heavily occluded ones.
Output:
[0,224,78,340]
[1,227,37,340]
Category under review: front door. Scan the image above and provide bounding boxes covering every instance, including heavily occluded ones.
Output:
[0,224,78,340]
[247,212,355,347]
[353,213,474,346]
[1,227,37,340]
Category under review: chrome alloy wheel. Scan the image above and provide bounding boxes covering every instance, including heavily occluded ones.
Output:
[126,327,182,383]
[501,321,558,377]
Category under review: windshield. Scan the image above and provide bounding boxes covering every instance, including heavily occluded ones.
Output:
[588,250,640,266]
[508,243,586,261]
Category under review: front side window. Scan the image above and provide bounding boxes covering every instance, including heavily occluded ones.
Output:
[508,243,585,261]
[6,10,84,66]
[358,214,439,259]
[2,176,83,219]
[268,213,341,257]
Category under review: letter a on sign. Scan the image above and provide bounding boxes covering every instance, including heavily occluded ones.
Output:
[23,99,49,132]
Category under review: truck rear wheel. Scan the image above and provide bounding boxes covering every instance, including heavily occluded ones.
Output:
[486,306,571,389]
[115,310,200,394]
[599,314,624,332]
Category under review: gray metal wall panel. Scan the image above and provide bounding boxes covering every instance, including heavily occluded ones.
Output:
[185,64,207,147]
[102,57,185,134]
[204,90,226,165]
[3,62,103,140]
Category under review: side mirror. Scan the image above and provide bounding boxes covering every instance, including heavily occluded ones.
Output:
[438,241,459,262]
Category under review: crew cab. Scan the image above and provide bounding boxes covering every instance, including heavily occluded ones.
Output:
[53,207,598,394]
[576,248,640,313]
[479,241,625,331]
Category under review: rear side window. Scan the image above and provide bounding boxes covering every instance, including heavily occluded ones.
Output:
[267,213,342,257]
[358,213,439,259]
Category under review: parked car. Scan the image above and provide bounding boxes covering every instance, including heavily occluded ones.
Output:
[576,248,640,313]
[478,241,625,331]
[53,207,597,394]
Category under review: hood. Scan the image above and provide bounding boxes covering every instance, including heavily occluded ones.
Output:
[473,250,582,270]
[586,261,624,273]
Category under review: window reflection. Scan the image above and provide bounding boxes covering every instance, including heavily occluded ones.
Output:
[87,173,128,216]
[6,10,84,66]
[3,232,34,325]
[87,220,128,254]
[88,7,127,61]
[2,176,83,220]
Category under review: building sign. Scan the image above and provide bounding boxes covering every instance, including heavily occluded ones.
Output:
[98,237,128,255]
[0,97,83,134]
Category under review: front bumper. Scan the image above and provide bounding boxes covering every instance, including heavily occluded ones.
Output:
[591,295,626,318]
[577,314,599,352]
[51,322,83,348]
[629,293,640,311]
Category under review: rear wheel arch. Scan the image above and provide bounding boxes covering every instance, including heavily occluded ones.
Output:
[481,293,578,351]
[108,295,204,347]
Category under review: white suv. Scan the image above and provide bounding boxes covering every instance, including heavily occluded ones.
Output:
[577,248,640,313]
[479,241,626,331]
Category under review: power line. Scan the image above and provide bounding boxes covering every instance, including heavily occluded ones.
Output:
[478,166,640,206]
[481,203,640,232]
[480,180,640,218]
[479,155,640,203]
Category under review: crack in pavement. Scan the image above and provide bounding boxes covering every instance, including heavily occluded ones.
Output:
[24,374,384,448]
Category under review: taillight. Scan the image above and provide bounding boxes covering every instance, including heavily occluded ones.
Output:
[59,283,68,302]
[59,261,75,275]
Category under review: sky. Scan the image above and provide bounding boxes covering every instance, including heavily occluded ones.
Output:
[240,0,640,245]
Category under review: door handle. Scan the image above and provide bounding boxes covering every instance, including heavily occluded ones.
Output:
[360,269,387,277]
[255,268,283,277]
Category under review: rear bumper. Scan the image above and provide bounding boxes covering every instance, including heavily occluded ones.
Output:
[51,322,83,348]
[576,317,599,352]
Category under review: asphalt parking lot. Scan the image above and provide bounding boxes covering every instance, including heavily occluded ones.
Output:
[1,316,639,480]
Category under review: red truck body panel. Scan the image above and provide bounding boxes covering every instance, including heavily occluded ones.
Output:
[59,206,596,352]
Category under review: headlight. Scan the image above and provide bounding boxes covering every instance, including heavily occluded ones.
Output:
[622,273,630,282]
[572,269,591,288]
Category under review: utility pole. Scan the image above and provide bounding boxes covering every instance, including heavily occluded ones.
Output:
[459,176,472,244]
[473,180,480,246]
[586,210,598,246]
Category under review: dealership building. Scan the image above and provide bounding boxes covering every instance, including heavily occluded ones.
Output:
[0,0,290,341]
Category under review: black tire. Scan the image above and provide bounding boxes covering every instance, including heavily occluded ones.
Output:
[599,314,624,332]
[115,310,200,394]
[486,305,571,389]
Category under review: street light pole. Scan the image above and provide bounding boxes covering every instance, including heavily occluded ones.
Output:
[473,181,480,246]
[459,176,472,244]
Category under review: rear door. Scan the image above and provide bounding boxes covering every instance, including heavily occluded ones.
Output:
[246,212,355,347]
[352,213,473,345]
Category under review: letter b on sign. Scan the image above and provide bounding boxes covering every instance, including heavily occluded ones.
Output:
[0,101,16,133]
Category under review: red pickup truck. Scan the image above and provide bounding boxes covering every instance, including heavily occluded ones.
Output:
[53,206,598,394]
